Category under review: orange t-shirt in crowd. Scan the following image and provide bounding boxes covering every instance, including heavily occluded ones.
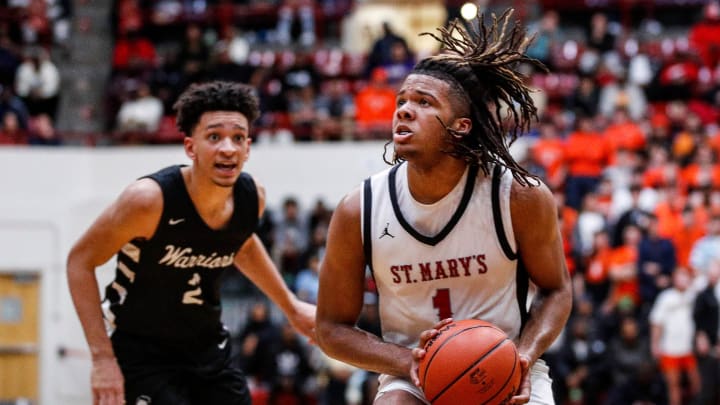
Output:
[586,247,612,285]
[603,122,646,162]
[654,199,687,239]
[532,138,565,182]
[680,163,720,190]
[608,245,640,305]
[354,86,396,129]
[673,223,705,268]
[564,131,609,177]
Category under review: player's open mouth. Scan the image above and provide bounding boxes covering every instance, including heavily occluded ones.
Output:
[215,163,237,172]
[394,125,412,137]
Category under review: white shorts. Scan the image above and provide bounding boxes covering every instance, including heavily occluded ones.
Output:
[376,359,554,405]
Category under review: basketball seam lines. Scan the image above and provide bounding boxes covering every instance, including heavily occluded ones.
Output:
[425,327,509,403]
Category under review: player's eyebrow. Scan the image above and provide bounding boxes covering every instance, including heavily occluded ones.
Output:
[205,123,247,131]
[398,88,440,102]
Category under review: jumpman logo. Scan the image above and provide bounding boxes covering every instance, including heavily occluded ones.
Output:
[379,223,395,239]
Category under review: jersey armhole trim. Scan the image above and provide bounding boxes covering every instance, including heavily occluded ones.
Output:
[492,165,518,261]
[362,178,374,274]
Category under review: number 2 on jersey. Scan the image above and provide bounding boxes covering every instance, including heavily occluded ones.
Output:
[432,288,453,321]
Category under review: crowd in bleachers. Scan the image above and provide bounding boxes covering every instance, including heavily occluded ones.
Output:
[0,0,67,145]
[6,0,720,404]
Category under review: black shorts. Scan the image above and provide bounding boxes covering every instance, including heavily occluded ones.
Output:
[111,330,250,405]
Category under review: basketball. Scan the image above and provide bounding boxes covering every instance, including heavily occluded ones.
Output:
[418,319,522,405]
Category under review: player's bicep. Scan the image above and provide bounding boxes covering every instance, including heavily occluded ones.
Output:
[68,179,162,270]
[511,182,569,290]
[317,189,366,326]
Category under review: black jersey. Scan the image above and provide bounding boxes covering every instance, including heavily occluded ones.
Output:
[104,165,259,345]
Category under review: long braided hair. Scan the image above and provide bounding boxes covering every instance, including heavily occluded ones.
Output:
[390,9,546,186]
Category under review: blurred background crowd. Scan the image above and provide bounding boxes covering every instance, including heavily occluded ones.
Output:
[4,0,720,404]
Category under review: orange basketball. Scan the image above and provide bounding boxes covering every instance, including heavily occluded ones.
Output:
[418,319,522,405]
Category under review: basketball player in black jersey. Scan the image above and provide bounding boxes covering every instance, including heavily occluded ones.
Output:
[67,81,315,405]
[316,10,572,405]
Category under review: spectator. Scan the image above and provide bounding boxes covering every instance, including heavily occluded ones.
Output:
[680,145,720,192]
[689,1,720,68]
[273,197,309,278]
[604,362,668,405]
[112,28,157,74]
[607,316,652,389]
[598,75,648,122]
[0,110,27,145]
[0,84,30,130]
[583,229,613,307]
[553,307,610,405]
[236,300,282,387]
[564,114,610,210]
[693,329,720,405]
[14,46,60,119]
[175,22,210,85]
[275,0,316,47]
[526,9,562,69]
[530,119,566,190]
[637,214,676,312]
[287,85,319,141]
[672,206,706,269]
[689,215,720,277]
[365,21,409,78]
[315,79,355,141]
[27,112,59,145]
[114,80,163,135]
[0,26,21,88]
[267,322,314,405]
[693,259,720,346]
[607,223,642,309]
[585,12,617,55]
[611,183,650,247]
[566,74,601,119]
[379,41,414,88]
[295,252,320,305]
[650,268,701,405]
[353,67,395,140]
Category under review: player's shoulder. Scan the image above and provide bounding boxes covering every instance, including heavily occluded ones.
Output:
[333,185,363,222]
[117,177,164,216]
[509,177,556,223]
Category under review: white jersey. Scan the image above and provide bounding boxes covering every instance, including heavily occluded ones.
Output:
[362,162,534,348]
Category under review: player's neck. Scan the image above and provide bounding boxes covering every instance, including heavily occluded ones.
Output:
[406,160,468,204]
[182,167,234,211]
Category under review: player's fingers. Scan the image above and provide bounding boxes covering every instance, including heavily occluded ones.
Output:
[433,318,453,330]
[510,368,532,404]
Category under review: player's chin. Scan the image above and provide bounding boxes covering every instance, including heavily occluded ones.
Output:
[212,176,237,188]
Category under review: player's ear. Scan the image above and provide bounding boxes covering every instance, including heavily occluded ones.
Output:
[453,117,472,136]
[183,136,196,160]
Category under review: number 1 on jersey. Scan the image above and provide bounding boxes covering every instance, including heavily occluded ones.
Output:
[432,288,453,321]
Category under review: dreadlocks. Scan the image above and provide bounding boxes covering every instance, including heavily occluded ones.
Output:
[397,8,546,186]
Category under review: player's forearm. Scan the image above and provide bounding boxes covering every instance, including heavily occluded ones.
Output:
[516,284,572,364]
[67,260,115,360]
[317,321,413,377]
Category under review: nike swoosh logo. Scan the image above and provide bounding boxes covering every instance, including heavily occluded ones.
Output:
[218,338,228,349]
[168,218,185,225]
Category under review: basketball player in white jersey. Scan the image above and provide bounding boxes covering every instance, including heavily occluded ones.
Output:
[316,10,572,404]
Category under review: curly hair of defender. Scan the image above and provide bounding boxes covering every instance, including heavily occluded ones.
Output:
[173,81,260,136]
[398,9,546,186]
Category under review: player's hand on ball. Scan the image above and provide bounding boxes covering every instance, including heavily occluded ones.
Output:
[411,318,454,387]
[91,356,125,405]
[510,354,531,404]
